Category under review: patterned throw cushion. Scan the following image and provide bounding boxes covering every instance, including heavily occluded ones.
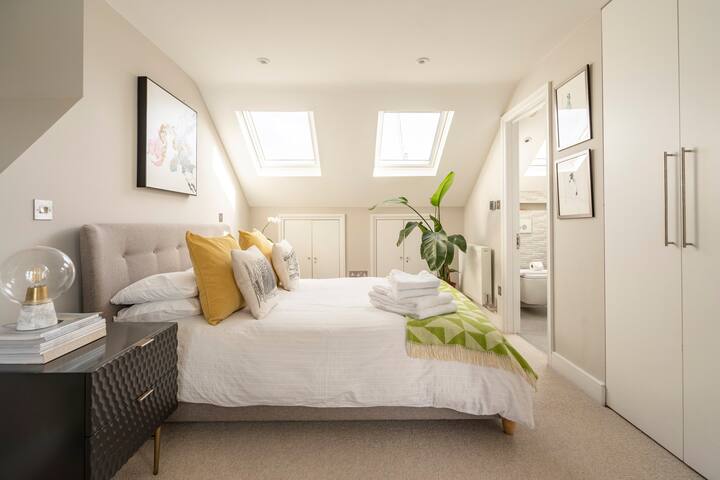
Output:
[231,246,280,319]
[271,240,300,291]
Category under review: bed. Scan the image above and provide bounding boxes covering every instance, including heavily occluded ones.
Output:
[80,223,534,433]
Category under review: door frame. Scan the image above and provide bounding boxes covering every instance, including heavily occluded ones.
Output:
[500,83,555,357]
[277,213,347,276]
[370,213,430,277]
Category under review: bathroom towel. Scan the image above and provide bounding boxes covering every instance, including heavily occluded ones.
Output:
[388,269,440,291]
[370,299,457,320]
[372,284,438,301]
[370,287,453,309]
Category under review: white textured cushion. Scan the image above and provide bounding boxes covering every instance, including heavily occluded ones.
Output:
[111,269,197,305]
[115,297,202,323]
[271,240,300,291]
[231,246,280,319]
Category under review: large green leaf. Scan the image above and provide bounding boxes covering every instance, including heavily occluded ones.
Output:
[430,172,455,207]
[429,215,443,233]
[448,234,467,253]
[421,231,449,271]
[396,221,420,247]
[369,196,408,211]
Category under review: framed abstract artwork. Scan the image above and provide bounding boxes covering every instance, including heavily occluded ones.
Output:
[554,65,592,151]
[137,76,198,195]
[555,149,593,219]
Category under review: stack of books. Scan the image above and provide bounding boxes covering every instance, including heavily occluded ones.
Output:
[0,313,106,364]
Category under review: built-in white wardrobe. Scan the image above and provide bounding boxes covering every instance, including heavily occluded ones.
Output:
[603,0,719,477]
[372,216,427,277]
[279,215,345,279]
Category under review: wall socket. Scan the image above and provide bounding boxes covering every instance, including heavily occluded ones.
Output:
[33,199,53,220]
[489,200,501,211]
[348,271,368,278]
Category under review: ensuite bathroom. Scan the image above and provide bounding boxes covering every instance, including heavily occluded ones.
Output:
[517,109,548,353]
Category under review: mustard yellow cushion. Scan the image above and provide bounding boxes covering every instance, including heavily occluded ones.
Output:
[238,229,273,262]
[186,232,245,325]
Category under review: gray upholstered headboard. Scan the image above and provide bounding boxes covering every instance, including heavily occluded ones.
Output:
[80,223,229,320]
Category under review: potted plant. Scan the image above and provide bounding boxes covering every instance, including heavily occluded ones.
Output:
[370,171,467,284]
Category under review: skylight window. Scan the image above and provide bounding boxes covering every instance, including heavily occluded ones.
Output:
[238,111,321,176]
[373,111,454,177]
[525,140,548,177]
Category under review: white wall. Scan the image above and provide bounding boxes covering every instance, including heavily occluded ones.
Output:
[0,0,84,173]
[464,14,605,380]
[251,206,464,276]
[0,0,249,319]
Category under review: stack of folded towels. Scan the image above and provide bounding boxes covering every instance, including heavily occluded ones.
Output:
[369,269,457,319]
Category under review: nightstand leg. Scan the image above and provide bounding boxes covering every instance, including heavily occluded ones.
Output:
[153,426,161,475]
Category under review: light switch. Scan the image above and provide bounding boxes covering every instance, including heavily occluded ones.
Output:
[218,212,224,223]
[33,199,53,220]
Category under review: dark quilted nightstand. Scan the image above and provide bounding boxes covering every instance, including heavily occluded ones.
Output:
[0,322,178,480]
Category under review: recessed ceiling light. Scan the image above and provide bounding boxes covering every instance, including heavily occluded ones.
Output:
[416,57,430,65]
[256,57,271,65]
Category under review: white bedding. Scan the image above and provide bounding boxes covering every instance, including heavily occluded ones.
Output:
[169,277,534,427]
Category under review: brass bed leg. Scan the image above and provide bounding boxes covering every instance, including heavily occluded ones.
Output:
[153,426,161,475]
[501,417,516,435]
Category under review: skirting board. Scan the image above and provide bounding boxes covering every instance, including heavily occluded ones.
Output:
[550,352,606,405]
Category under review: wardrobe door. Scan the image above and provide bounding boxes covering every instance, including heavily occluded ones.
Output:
[679,0,720,476]
[603,0,684,457]
[375,219,404,277]
[311,220,342,279]
[402,219,426,274]
[283,220,313,278]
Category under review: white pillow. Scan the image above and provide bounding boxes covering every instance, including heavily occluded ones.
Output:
[115,297,202,323]
[231,246,280,319]
[111,268,197,305]
[271,240,300,291]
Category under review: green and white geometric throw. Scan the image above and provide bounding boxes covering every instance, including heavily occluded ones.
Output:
[406,282,538,388]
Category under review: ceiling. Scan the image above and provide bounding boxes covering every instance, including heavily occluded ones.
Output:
[107,0,605,207]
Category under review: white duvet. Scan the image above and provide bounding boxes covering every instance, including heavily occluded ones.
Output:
[174,277,535,427]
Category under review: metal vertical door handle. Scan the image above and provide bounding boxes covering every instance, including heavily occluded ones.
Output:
[663,152,677,246]
[681,147,695,247]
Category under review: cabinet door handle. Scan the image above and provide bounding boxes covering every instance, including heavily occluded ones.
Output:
[681,147,695,248]
[137,387,155,402]
[663,152,677,247]
[138,337,154,348]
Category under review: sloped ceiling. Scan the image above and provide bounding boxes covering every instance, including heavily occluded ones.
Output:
[107,0,606,207]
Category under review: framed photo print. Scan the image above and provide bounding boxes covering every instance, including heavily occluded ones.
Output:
[556,149,593,219]
[137,76,198,195]
[554,65,591,151]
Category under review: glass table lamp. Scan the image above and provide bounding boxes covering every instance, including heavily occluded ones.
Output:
[0,247,76,330]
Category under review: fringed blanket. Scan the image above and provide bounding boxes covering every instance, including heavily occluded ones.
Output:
[405,282,538,388]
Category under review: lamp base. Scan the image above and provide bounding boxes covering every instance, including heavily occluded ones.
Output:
[17,302,58,331]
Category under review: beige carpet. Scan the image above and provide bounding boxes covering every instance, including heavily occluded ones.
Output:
[116,336,701,480]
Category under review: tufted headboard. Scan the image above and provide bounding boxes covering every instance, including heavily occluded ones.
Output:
[80,223,229,320]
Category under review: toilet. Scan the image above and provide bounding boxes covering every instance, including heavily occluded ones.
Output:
[520,267,547,306]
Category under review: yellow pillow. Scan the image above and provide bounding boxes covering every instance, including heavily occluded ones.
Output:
[238,229,273,263]
[186,232,245,325]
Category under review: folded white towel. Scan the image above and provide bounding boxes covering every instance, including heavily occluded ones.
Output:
[370,299,457,320]
[388,269,440,291]
[369,288,453,309]
[372,284,438,300]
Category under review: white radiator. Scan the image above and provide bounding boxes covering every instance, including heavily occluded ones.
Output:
[460,244,493,307]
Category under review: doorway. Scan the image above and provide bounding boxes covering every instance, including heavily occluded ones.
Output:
[500,84,553,357]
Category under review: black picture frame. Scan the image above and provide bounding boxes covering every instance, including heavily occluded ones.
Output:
[555,149,594,219]
[137,76,198,195]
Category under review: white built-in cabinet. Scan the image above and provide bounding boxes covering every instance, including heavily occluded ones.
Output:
[603,0,719,477]
[372,216,426,277]
[279,215,345,279]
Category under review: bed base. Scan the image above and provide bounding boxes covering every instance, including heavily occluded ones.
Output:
[168,403,516,434]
